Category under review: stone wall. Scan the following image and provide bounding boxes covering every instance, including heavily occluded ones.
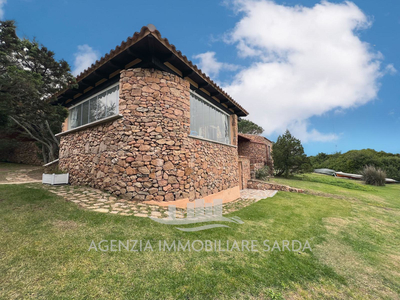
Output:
[238,141,266,178]
[238,156,250,189]
[247,179,304,193]
[59,68,239,201]
[0,139,43,166]
[238,141,267,164]
[238,134,274,179]
[251,162,264,179]
[186,137,238,200]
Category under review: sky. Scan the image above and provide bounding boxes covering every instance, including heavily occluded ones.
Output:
[2,0,399,155]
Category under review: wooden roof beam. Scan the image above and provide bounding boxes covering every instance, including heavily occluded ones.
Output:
[182,69,194,77]
[198,82,209,89]
[94,70,109,79]
[108,59,124,70]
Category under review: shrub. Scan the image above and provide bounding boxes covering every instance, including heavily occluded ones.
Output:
[272,130,309,177]
[255,165,270,181]
[266,159,274,176]
[362,165,386,186]
[309,149,400,181]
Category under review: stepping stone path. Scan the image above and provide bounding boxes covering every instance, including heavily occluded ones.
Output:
[25,183,276,218]
[31,184,179,219]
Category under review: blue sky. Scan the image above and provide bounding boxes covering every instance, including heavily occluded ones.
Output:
[2,0,399,155]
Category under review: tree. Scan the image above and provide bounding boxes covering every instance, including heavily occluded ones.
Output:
[0,20,76,163]
[272,130,310,177]
[238,118,264,135]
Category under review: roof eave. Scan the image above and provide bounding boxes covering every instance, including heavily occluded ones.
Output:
[54,25,248,116]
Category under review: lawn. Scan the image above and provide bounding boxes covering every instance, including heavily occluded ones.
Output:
[0,173,399,299]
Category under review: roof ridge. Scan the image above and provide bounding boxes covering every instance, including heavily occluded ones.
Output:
[75,26,152,81]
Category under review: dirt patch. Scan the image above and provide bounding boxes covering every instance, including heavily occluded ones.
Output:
[26,168,44,180]
[0,163,42,183]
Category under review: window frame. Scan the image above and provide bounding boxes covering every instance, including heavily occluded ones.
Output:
[189,90,232,146]
[68,82,119,130]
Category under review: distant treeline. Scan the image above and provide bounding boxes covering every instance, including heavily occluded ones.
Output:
[310,149,400,181]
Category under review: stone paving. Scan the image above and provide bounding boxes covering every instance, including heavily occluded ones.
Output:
[25,183,277,218]
[223,189,278,214]
[0,166,42,184]
[240,189,278,200]
[38,184,174,218]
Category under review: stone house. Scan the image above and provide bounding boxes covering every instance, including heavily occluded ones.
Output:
[54,25,248,203]
[238,133,273,180]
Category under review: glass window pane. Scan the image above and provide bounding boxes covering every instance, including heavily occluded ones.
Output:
[68,84,119,127]
[97,91,107,119]
[89,96,97,122]
[224,115,228,143]
[106,86,118,116]
[190,95,198,136]
[82,101,89,125]
[200,98,207,139]
[69,107,77,129]
[189,92,231,145]
[76,104,82,127]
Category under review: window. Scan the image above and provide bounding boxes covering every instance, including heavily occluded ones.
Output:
[69,84,119,129]
[190,91,231,145]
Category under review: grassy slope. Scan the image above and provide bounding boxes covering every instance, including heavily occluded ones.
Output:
[0,174,399,299]
[272,174,400,299]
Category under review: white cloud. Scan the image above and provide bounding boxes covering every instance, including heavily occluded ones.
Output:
[289,120,339,142]
[384,64,397,75]
[193,51,239,78]
[0,0,7,20]
[217,0,392,142]
[72,44,100,76]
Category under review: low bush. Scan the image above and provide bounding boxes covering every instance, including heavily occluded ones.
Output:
[362,165,386,186]
[255,165,270,181]
[310,149,400,181]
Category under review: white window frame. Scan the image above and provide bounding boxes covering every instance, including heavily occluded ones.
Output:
[68,82,119,130]
[189,90,232,146]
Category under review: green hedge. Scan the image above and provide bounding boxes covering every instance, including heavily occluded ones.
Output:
[310,149,400,181]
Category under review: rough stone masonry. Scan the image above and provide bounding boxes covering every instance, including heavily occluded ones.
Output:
[59,68,239,202]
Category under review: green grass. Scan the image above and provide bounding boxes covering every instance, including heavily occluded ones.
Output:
[276,173,374,191]
[0,172,400,299]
